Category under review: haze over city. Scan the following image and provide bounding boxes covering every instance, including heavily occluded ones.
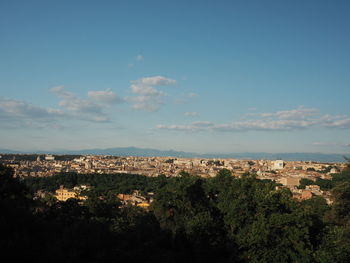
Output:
[1,0,350,154]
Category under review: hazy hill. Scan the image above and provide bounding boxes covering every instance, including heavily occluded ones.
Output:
[1,147,348,162]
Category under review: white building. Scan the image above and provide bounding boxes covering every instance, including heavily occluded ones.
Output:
[272,160,284,170]
[45,155,55,161]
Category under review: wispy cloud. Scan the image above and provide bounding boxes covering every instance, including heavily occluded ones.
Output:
[260,106,319,119]
[156,107,350,132]
[0,98,64,119]
[175,92,198,104]
[157,119,315,132]
[184,112,199,117]
[136,54,144,61]
[1,74,182,129]
[52,86,109,122]
[88,89,124,105]
[136,76,176,86]
[1,86,122,128]
[0,97,67,128]
[128,54,144,67]
[127,76,176,112]
[320,115,350,128]
[312,142,349,147]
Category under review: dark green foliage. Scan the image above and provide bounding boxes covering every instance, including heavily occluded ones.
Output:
[23,172,162,194]
[315,224,350,262]
[332,171,350,185]
[301,196,330,249]
[316,177,334,190]
[214,176,315,262]
[0,165,173,262]
[3,162,350,262]
[299,178,315,189]
[152,175,232,262]
[0,164,36,260]
[299,177,334,190]
[325,182,350,225]
[344,157,350,172]
[84,189,121,218]
[307,167,316,171]
[178,170,191,177]
[297,158,350,191]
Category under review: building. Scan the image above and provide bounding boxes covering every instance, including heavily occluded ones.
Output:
[279,177,300,188]
[55,185,77,201]
[273,160,284,170]
[85,161,93,169]
[117,191,151,208]
[45,155,55,161]
[55,185,86,201]
[330,167,339,174]
[294,190,313,201]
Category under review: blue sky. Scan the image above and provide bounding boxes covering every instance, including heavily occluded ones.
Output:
[1,0,350,153]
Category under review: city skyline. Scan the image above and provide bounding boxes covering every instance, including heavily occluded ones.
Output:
[1,0,350,154]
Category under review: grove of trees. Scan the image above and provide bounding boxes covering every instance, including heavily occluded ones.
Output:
[1,161,350,262]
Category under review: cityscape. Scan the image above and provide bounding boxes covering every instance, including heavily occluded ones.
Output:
[1,0,350,262]
[2,153,348,204]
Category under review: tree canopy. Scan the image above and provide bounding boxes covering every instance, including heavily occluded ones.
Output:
[2,161,350,262]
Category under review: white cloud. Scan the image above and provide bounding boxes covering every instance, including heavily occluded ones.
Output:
[51,86,109,122]
[136,55,144,61]
[128,95,164,112]
[135,76,176,86]
[192,121,214,127]
[156,107,350,133]
[0,85,116,128]
[128,76,176,111]
[276,107,319,119]
[130,84,164,96]
[319,114,350,128]
[0,98,67,128]
[212,119,315,132]
[0,98,64,119]
[88,89,124,104]
[312,142,349,147]
[323,118,350,128]
[261,106,319,119]
[157,119,315,132]
[156,124,194,131]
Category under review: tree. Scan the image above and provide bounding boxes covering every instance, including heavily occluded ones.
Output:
[178,170,191,177]
[299,178,315,189]
[84,189,121,218]
[326,182,350,225]
[344,157,350,173]
[0,164,43,261]
[217,176,314,262]
[204,169,234,204]
[151,176,229,262]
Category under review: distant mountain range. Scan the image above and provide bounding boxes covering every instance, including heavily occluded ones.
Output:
[0,146,349,163]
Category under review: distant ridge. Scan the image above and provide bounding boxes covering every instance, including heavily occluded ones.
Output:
[0,147,349,163]
[0,149,22,154]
